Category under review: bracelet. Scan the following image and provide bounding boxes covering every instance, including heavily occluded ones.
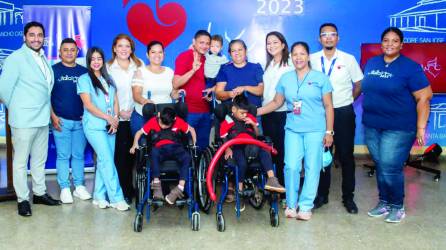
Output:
[417,127,425,129]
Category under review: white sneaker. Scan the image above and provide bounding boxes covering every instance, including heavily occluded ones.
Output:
[93,200,110,209]
[73,186,92,200]
[110,201,130,211]
[60,188,73,204]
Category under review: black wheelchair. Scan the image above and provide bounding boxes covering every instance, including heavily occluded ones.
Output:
[195,102,280,232]
[133,101,200,232]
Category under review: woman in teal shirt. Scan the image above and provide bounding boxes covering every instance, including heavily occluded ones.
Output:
[77,47,128,211]
[258,42,334,221]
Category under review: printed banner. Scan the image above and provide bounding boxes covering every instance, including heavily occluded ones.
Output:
[23,5,93,170]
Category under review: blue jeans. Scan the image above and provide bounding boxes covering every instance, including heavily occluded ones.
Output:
[52,118,87,189]
[364,126,416,209]
[130,110,145,136]
[187,112,211,152]
[284,129,325,212]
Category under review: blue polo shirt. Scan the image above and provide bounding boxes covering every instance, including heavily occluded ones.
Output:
[51,62,88,121]
[362,55,430,131]
[77,73,116,131]
[216,62,264,107]
[276,70,333,133]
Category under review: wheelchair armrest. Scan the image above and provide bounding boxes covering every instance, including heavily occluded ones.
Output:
[256,135,272,145]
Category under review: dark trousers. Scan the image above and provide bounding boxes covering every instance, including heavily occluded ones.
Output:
[317,104,356,201]
[232,145,273,181]
[151,144,191,181]
[114,121,135,199]
[262,111,286,186]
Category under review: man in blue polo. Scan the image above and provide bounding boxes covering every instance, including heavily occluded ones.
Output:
[51,38,90,204]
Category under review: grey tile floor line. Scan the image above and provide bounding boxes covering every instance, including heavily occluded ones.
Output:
[0,158,445,250]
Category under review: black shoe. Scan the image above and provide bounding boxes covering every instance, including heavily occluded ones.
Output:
[18,201,32,217]
[313,196,329,209]
[343,199,358,214]
[33,193,61,206]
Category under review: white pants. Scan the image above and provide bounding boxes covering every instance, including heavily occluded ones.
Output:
[11,126,49,202]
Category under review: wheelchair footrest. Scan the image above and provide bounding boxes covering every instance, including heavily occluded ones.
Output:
[148,199,164,207]
[240,190,255,197]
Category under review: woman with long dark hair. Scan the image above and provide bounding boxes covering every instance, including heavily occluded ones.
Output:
[107,34,143,204]
[77,47,129,211]
[262,31,293,203]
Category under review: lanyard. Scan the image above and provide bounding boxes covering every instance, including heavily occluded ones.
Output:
[321,56,337,77]
[100,77,112,115]
[295,71,310,99]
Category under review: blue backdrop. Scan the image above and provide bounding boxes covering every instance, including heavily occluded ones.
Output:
[2,0,446,147]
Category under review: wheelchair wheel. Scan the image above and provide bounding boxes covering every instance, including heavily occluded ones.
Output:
[247,177,265,210]
[269,208,279,227]
[197,147,215,213]
[134,213,143,232]
[191,212,200,231]
[216,213,225,232]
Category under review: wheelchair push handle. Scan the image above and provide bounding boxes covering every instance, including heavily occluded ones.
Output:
[206,138,278,202]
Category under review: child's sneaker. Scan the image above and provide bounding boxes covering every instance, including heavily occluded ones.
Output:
[165,186,184,205]
[92,200,109,209]
[265,177,285,193]
[284,207,297,218]
[368,201,390,217]
[151,181,164,200]
[384,207,405,223]
[297,210,312,221]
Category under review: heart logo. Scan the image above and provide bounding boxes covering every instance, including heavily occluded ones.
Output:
[125,0,187,48]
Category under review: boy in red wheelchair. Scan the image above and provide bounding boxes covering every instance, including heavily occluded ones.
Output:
[220,95,285,199]
[130,107,196,204]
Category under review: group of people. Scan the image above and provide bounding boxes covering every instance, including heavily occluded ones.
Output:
[0,21,432,224]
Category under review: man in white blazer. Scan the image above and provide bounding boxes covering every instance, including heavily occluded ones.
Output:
[0,21,61,217]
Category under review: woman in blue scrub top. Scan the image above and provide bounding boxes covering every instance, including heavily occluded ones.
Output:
[77,47,129,211]
[258,42,334,221]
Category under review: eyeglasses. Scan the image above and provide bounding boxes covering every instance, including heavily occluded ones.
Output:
[320,32,338,38]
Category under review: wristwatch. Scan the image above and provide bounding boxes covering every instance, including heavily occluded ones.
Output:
[325,130,335,136]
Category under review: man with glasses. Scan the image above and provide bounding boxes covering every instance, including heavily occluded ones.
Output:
[310,23,363,214]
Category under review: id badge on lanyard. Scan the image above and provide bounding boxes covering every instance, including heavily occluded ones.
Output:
[293,72,309,116]
[105,93,112,115]
[293,99,302,115]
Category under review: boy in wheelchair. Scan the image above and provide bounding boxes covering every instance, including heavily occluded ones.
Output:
[220,95,285,203]
[130,106,197,205]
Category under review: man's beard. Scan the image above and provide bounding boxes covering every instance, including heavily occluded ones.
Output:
[325,46,334,50]
[26,43,42,52]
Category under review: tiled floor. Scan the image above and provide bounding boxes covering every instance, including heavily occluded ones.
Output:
[0,157,445,249]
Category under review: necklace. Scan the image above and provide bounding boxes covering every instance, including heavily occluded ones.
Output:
[384,55,400,67]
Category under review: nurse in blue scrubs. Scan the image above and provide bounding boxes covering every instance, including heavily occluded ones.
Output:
[258,42,334,221]
[77,47,129,211]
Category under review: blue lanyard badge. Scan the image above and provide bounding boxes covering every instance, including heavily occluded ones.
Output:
[321,57,337,77]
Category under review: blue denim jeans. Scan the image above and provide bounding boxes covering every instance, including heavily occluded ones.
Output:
[130,110,145,136]
[52,118,87,189]
[364,126,416,209]
[187,112,211,152]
